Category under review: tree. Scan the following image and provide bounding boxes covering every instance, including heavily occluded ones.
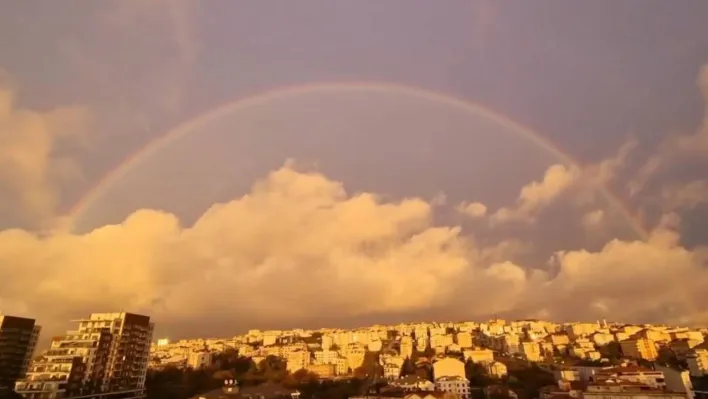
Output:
[465,360,492,387]
[259,355,287,383]
[414,366,432,381]
[421,347,436,358]
[212,369,236,381]
[283,368,319,388]
[400,357,416,377]
[353,366,368,380]
[600,342,622,361]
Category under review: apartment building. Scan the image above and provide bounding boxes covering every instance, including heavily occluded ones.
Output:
[687,344,708,377]
[620,338,658,361]
[593,366,666,389]
[583,381,686,399]
[0,315,41,390]
[15,312,153,399]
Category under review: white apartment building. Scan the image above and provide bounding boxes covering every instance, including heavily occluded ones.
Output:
[456,332,473,349]
[343,343,366,370]
[435,376,470,399]
[416,337,428,352]
[463,348,494,363]
[521,341,542,362]
[15,312,153,399]
[400,336,414,358]
[433,357,465,379]
[187,349,213,369]
[383,362,403,380]
[286,350,311,372]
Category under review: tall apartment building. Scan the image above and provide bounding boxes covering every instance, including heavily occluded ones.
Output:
[620,338,658,361]
[0,315,41,390]
[14,312,153,399]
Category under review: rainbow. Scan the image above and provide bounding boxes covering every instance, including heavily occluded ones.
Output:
[68,81,648,240]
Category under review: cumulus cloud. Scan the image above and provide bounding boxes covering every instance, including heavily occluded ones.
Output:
[630,64,708,196]
[489,139,637,226]
[0,165,473,334]
[457,201,487,218]
[2,164,707,338]
[0,84,90,228]
[490,164,580,224]
[581,209,604,229]
[540,214,706,325]
[661,180,708,211]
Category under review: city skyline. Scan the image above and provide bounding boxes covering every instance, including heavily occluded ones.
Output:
[1,1,708,341]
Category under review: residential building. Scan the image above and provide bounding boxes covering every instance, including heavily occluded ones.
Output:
[433,358,465,379]
[400,336,414,358]
[583,381,686,399]
[383,362,402,380]
[15,312,153,399]
[305,363,335,378]
[390,375,435,391]
[687,345,708,377]
[521,341,542,362]
[456,333,473,349]
[485,361,507,378]
[620,338,658,361]
[593,366,666,389]
[655,366,693,399]
[188,349,212,369]
[463,348,493,363]
[286,350,310,372]
[435,376,470,399]
[0,315,40,390]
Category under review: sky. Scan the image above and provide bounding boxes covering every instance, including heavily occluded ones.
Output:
[1,0,708,340]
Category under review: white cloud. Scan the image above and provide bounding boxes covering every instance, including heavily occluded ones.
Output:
[0,85,90,228]
[1,164,707,337]
[489,138,637,226]
[457,201,487,218]
[0,165,472,334]
[490,164,580,224]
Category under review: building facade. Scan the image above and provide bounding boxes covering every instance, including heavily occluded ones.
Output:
[0,315,41,390]
[15,312,153,399]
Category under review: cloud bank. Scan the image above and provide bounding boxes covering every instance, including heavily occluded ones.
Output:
[1,164,707,339]
[0,84,90,229]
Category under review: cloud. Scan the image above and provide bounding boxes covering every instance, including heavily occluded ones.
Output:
[581,209,604,229]
[661,180,708,211]
[0,84,90,228]
[490,164,580,224]
[0,165,472,334]
[457,201,487,218]
[2,164,707,338]
[539,214,706,325]
[630,64,708,196]
[489,139,636,226]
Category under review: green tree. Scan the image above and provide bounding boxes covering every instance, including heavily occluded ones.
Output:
[283,368,319,388]
[400,357,416,377]
[465,360,491,387]
[259,355,287,382]
[414,366,432,381]
[601,342,622,361]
